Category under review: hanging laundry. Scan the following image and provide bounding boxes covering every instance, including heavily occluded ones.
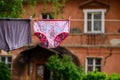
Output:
[34,20,70,48]
[0,19,31,52]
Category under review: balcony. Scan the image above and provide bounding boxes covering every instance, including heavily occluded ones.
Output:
[61,33,120,48]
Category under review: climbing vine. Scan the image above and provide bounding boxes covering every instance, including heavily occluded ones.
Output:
[43,0,68,18]
[0,0,68,18]
[0,0,23,18]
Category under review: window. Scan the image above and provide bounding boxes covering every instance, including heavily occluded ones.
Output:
[84,9,106,33]
[0,56,12,70]
[41,13,54,19]
[86,57,101,73]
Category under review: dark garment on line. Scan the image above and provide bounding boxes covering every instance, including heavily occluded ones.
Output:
[0,19,31,52]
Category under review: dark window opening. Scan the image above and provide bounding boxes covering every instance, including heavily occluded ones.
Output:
[41,13,54,19]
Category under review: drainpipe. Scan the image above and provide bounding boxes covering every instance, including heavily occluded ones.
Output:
[104,48,112,65]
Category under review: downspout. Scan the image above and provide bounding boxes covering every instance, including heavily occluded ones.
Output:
[104,48,112,65]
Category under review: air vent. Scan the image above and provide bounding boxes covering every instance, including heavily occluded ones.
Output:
[70,28,81,33]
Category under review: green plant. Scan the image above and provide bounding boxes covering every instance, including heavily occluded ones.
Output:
[108,73,120,80]
[0,0,23,18]
[83,70,108,80]
[0,0,68,18]
[27,0,37,18]
[0,62,11,80]
[43,0,68,18]
[46,54,84,80]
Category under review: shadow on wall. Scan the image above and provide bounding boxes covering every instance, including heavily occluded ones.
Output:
[12,54,26,80]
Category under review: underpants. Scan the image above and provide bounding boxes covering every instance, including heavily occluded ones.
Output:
[34,20,70,48]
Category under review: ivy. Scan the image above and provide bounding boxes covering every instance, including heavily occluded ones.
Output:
[0,0,23,18]
[0,0,68,18]
[45,0,68,18]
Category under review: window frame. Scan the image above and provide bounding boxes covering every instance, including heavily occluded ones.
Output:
[0,55,12,70]
[83,9,106,33]
[85,57,102,73]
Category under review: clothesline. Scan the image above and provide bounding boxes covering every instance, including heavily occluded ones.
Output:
[69,18,120,21]
[0,18,120,22]
[32,18,120,22]
[0,18,30,21]
[3,17,119,22]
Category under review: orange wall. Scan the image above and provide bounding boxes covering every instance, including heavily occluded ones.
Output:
[0,1,119,80]
[67,47,120,74]
[23,0,120,33]
[21,0,120,74]
[3,0,117,77]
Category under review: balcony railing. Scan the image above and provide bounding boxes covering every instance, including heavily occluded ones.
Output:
[61,33,120,48]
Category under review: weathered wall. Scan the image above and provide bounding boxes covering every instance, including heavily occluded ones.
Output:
[67,47,120,74]
[22,0,120,74]
[0,0,119,80]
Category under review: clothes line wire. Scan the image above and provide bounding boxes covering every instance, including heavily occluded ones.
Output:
[32,18,120,22]
[69,19,120,22]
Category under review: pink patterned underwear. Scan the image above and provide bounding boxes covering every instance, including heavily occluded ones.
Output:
[34,20,70,48]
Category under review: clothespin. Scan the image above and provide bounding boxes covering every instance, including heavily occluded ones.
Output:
[68,16,71,21]
[30,16,32,20]
[33,18,40,21]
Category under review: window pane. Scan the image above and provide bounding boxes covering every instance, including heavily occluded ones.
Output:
[42,13,54,19]
[37,65,44,79]
[2,57,5,62]
[95,66,101,71]
[87,21,92,31]
[96,58,101,65]
[94,21,101,31]
[42,14,48,19]
[8,57,12,62]
[87,13,91,19]
[94,12,101,19]
[7,64,11,69]
[49,14,54,19]
[88,66,93,72]
[88,58,93,65]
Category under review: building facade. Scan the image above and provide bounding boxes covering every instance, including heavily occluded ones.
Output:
[0,0,120,80]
